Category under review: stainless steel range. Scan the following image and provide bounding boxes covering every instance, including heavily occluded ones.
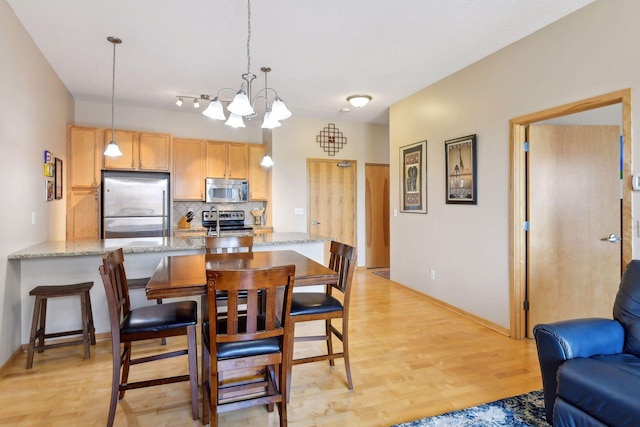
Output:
[202,209,253,237]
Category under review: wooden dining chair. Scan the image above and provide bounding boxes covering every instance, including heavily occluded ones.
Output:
[99,248,198,427]
[287,241,357,397]
[205,235,254,254]
[202,264,296,427]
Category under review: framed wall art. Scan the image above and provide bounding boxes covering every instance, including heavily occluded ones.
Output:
[400,140,427,213]
[445,134,477,204]
[54,157,63,200]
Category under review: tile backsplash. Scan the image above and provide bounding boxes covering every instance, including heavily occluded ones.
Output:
[173,201,267,228]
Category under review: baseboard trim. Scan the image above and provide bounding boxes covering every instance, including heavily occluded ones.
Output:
[390,280,510,337]
[0,347,24,379]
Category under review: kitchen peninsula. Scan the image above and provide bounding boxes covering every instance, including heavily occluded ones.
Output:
[9,233,331,344]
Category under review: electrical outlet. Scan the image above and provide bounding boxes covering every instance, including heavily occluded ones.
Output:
[430,269,436,280]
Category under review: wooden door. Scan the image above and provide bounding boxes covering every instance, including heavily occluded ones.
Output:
[173,138,204,200]
[308,159,357,260]
[527,124,621,336]
[139,132,171,171]
[365,164,390,268]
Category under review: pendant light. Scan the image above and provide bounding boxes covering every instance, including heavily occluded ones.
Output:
[104,36,123,157]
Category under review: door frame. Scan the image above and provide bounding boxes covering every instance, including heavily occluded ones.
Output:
[509,88,632,339]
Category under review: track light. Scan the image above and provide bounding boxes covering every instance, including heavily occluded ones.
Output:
[176,97,183,107]
[193,98,199,108]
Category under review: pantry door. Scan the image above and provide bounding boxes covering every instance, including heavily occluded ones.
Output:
[308,159,357,262]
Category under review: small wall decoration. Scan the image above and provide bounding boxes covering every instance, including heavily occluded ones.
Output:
[54,157,63,200]
[45,180,54,201]
[316,123,347,156]
[445,134,477,204]
[43,150,54,177]
[400,140,427,213]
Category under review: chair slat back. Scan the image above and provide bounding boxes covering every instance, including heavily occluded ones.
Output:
[206,265,295,344]
[327,241,357,297]
[101,248,132,321]
[205,235,254,254]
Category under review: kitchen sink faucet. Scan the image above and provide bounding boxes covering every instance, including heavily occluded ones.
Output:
[208,205,220,237]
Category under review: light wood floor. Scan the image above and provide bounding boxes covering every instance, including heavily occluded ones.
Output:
[0,269,542,426]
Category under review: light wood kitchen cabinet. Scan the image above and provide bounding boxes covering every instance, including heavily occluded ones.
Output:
[68,126,102,188]
[67,126,102,240]
[173,138,205,200]
[248,144,269,201]
[67,189,100,240]
[103,130,171,171]
[206,141,248,179]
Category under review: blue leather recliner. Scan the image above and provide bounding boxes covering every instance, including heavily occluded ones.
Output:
[533,260,640,427]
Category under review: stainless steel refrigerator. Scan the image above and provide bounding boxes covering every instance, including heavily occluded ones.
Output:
[101,171,170,238]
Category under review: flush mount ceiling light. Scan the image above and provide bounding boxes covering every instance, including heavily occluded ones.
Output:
[104,36,123,157]
[346,95,372,108]
[175,0,291,129]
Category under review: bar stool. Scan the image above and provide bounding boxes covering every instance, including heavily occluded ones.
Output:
[26,281,96,369]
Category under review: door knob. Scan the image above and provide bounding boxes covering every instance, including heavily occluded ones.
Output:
[600,233,622,243]
[311,220,321,225]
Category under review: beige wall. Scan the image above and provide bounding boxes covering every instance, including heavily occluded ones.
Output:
[390,0,639,329]
[0,0,74,366]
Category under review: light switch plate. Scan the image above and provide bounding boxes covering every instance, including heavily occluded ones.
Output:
[294,208,304,215]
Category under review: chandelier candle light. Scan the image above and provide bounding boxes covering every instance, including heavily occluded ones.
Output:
[176,0,291,130]
[104,36,123,157]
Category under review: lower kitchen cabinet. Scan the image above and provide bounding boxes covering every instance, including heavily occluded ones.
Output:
[66,189,100,240]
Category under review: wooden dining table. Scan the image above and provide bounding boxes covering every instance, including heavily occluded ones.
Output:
[146,249,338,300]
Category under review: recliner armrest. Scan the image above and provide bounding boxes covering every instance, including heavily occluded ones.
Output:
[533,318,624,424]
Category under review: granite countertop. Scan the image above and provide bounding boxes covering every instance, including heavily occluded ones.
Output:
[8,232,332,260]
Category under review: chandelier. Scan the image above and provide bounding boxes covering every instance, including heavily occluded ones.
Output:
[175,0,291,129]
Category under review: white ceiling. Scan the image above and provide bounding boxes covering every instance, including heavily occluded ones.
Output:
[8,0,595,125]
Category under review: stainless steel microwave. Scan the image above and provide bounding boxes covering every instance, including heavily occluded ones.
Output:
[205,178,249,203]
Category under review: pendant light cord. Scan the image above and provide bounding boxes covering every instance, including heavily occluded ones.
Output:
[111,39,116,142]
[246,0,251,75]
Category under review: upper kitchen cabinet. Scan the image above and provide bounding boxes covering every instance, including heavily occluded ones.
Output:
[206,141,248,179]
[67,125,103,240]
[103,130,171,171]
[248,144,269,201]
[173,138,205,200]
[68,125,102,188]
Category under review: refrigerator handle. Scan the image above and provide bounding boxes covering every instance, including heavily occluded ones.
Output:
[162,190,166,238]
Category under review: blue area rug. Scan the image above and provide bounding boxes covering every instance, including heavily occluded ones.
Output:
[392,390,548,426]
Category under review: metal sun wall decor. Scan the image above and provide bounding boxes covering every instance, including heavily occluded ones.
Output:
[316,123,347,156]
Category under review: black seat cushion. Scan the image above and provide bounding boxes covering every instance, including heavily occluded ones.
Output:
[121,300,197,335]
[202,319,282,360]
[290,292,343,316]
[557,354,640,426]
